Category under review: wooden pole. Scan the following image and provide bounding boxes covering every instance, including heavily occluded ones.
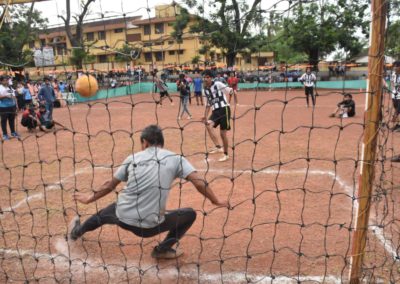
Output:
[349,0,387,283]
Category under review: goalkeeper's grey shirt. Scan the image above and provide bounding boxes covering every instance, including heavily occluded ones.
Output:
[114,147,195,228]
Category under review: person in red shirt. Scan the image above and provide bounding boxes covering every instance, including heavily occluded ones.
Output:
[227,72,239,105]
[21,104,39,132]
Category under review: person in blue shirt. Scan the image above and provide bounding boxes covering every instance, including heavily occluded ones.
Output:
[59,81,66,93]
[23,83,32,108]
[38,77,56,120]
[193,72,203,106]
[0,76,19,140]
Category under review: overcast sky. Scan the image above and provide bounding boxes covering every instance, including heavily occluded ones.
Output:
[33,0,289,27]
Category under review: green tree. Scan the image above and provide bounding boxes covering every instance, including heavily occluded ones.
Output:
[115,44,135,62]
[284,0,369,67]
[0,3,47,70]
[59,0,96,69]
[175,0,264,67]
[386,20,400,60]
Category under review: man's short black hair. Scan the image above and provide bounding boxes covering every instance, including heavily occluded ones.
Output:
[203,69,214,78]
[344,93,352,99]
[393,61,400,67]
[140,125,164,147]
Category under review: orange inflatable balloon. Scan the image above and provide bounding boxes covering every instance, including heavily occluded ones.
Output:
[75,75,99,98]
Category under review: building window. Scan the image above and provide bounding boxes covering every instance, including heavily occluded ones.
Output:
[143,24,151,35]
[29,41,35,48]
[168,40,174,45]
[178,50,184,55]
[144,52,152,62]
[168,51,175,55]
[40,39,46,46]
[98,55,108,63]
[98,31,106,40]
[114,28,123,33]
[155,23,164,34]
[155,52,164,61]
[86,32,94,41]
[143,42,152,47]
[126,33,141,42]
[245,56,251,64]
[154,41,163,46]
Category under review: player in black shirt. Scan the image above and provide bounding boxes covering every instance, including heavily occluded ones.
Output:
[330,93,356,118]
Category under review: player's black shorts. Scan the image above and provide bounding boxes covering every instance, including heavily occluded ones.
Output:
[160,91,169,97]
[305,86,314,96]
[209,106,231,131]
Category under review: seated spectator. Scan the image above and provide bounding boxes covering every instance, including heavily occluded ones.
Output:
[37,104,55,131]
[37,103,66,132]
[330,93,356,118]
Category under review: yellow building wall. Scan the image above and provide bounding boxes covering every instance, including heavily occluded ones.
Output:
[24,4,274,72]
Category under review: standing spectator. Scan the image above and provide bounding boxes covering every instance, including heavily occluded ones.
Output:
[227,72,239,105]
[185,74,193,105]
[299,67,317,107]
[214,73,226,84]
[0,76,19,140]
[193,72,203,106]
[38,77,56,120]
[15,82,25,111]
[22,83,32,107]
[177,74,192,120]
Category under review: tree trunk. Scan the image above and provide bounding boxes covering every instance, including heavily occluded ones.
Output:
[226,52,237,68]
[308,49,320,70]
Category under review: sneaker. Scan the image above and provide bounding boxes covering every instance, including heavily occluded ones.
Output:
[2,134,9,141]
[391,155,400,163]
[208,147,223,154]
[11,132,20,139]
[218,154,229,162]
[69,216,81,241]
[151,246,183,259]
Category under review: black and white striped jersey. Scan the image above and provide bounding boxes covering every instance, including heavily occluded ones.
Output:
[299,73,316,87]
[392,72,400,98]
[204,81,231,110]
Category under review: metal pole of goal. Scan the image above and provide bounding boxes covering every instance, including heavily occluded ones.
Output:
[349,0,388,283]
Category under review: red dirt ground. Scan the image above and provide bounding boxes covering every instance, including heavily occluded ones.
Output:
[0,88,399,283]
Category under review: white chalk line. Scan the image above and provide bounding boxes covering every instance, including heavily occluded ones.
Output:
[1,166,397,282]
[1,243,344,284]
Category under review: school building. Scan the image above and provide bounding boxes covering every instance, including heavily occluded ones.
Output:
[25,3,274,73]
